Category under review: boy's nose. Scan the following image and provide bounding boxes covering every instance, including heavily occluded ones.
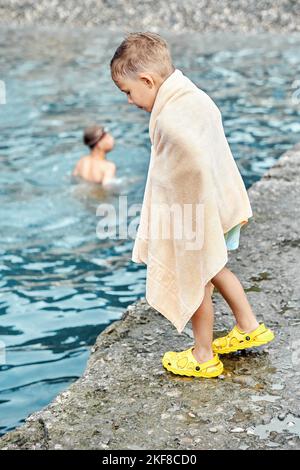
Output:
[128,97,134,104]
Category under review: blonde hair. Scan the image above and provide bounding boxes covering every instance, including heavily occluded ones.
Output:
[110,32,175,83]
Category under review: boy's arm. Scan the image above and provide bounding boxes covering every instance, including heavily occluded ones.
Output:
[102,162,116,186]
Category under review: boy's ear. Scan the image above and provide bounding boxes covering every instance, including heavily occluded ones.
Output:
[140,74,154,88]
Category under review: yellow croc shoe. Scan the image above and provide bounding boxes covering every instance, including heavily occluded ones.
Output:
[162,347,224,378]
[212,322,275,354]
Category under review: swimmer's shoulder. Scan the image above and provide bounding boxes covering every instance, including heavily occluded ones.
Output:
[72,155,90,176]
[104,160,116,170]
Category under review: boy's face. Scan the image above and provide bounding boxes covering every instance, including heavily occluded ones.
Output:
[115,72,163,113]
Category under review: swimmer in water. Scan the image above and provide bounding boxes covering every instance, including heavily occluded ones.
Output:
[72,124,116,185]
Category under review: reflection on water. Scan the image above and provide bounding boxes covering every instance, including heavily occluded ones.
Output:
[0,25,300,436]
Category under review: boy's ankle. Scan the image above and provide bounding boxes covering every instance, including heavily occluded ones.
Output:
[192,346,214,362]
[236,321,260,333]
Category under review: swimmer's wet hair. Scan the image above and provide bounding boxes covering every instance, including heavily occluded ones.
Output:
[83,125,106,149]
[110,32,175,83]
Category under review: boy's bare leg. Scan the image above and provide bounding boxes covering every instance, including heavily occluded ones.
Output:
[191,282,215,363]
[211,266,260,332]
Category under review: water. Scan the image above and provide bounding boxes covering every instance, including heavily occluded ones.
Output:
[0,25,300,436]
[252,413,300,440]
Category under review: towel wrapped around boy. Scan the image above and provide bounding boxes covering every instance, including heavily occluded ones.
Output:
[132,69,253,334]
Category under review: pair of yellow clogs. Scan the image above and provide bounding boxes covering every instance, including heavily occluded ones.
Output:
[162,323,275,378]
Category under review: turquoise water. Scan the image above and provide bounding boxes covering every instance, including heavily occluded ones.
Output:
[0,25,300,436]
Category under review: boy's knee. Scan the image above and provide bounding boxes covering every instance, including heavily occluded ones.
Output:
[205,281,214,296]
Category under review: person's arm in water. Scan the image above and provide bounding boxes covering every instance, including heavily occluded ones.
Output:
[102,162,116,186]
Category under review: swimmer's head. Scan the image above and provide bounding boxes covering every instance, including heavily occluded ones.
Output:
[110,32,175,113]
[83,125,114,152]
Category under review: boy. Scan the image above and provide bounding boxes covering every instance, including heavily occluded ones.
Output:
[110,32,274,378]
[72,124,116,185]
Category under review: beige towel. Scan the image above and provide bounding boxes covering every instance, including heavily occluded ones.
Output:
[132,68,253,334]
